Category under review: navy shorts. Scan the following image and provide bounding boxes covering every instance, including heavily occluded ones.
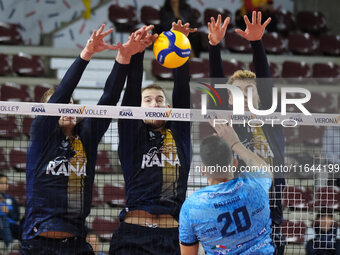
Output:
[109,222,180,255]
[20,236,94,255]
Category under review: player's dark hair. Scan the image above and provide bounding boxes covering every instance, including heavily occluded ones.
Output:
[0,174,7,179]
[200,135,233,169]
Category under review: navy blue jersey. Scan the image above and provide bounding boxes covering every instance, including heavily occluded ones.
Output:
[209,41,285,225]
[180,169,274,255]
[118,52,191,220]
[23,57,128,240]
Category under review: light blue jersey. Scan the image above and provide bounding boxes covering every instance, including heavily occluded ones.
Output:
[179,169,274,255]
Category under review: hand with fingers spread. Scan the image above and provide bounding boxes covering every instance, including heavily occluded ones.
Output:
[235,11,271,41]
[209,116,240,147]
[81,24,118,60]
[171,20,197,37]
[133,25,158,53]
[208,14,230,46]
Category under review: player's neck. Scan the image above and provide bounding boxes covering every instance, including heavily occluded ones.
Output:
[208,178,230,186]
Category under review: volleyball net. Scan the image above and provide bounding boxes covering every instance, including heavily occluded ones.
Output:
[0,78,339,254]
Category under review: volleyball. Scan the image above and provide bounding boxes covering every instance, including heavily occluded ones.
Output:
[153,30,191,69]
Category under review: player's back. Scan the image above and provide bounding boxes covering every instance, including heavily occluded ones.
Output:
[180,171,274,255]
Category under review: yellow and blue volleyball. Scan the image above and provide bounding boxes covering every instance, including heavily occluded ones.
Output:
[153,30,191,69]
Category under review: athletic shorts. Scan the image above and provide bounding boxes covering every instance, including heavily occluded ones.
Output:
[109,222,180,255]
[20,235,94,255]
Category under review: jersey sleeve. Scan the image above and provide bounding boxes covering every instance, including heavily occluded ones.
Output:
[179,199,199,246]
[240,168,272,192]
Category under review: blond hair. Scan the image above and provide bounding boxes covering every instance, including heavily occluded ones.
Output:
[40,88,56,103]
[228,70,256,85]
[142,84,167,100]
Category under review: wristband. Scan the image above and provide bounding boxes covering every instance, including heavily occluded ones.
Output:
[231,141,241,150]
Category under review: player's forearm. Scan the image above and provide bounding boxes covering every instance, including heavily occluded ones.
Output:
[233,143,271,175]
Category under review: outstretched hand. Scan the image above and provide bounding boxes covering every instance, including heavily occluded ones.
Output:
[208,14,230,46]
[235,11,271,41]
[81,24,117,60]
[171,20,197,37]
[209,115,240,147]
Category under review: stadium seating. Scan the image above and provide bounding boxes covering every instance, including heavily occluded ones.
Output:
[314,186,340,210]
[152,59,173,80]
[7,181,26,206]
[0,54,11,75]
[0,23,23,45]
[192,8,203,28]
[92,184,104,207]
[0,116,20,139]
[0,148,8,171]
[249,62,281,78]
[283,127,301,145]
[312,62,340,82]
[304,92,337,113]
[0,83,31,101]
[319,34,340,56]
[108,4,138,32]
[283,186,313,210]
[95,151,115,174]
[9,148,27,171]
[298,126,325,146]
[34,84,53,102]
[22,116,34,137]
[262,32,287,54]
[91,217,120,240]
[189,58,208,78]
[275,9,297,35]
[225,31,251,53]
[281,220,307,244]
[282,61,311,78]
[103,184,125,207]
[12,53,45,77]
[140,6,160,26]
[222,59,245,77]
[296,11,327,35]
[288,33,318,55]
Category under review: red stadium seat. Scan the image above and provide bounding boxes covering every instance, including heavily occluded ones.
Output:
[283,127,301,145]
[95,151,115,174]
[141,6,160,26]
[275,9,297,35]
[296,11,327,35]
[282,61,311,78]
[281,220,307,244]
[298,126,325,146]
[314,186,340,210]
[108,4,138,32]
[0,54,11,75]
[22,116,34,137]
[319,34,340,56]
[222,59,245,77]
[262,32,287,54]
[0,148,8,171]
[283,186,313,210]
[91,217,120,240]
[189,58,208,78]
[304,92,337,113]
[0,23,23,45]
[288,33,318,55]
[34,84,53,102]
[249,62,280,78]
[312,62,340,83]
[91,184,104,207]
[12,53,45,76]
[103,184,125,207]
[9,148,27,171]
[0,116,20,139]
[7,181,26,206]
[225,31,251,53]
[152,59,173,80]
[0,82,31,101]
